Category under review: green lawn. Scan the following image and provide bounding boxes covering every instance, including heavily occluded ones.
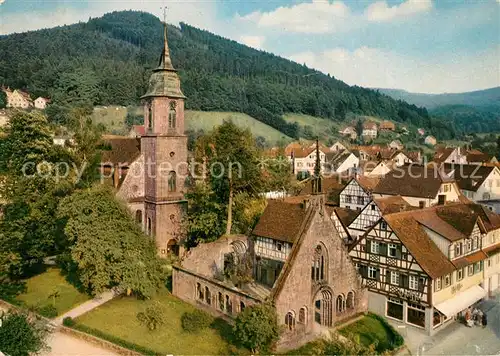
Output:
[283,113,342,141]
[75,289,236,355]
[186,110,291,144]
[339,313,403,352]
[15,268,90,316]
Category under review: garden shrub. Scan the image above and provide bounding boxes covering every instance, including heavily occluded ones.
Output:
[63,317,75,327]
[181,309,213,333]
[37,305,58,318]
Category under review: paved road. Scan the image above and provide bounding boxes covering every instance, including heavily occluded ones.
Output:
[41,332,119,356]
[398,292,500,355]
[53,290,116,325]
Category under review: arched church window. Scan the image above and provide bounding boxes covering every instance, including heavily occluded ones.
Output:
[347,291,355,309]
[147,217,152,236]
[135,210,142,224]
[285,311,296,330]
[168,171,176,192]
[205,286,211,305]
[299,307,307,324]
[311,244,327,282]
[169,101,176,129]
[336,295,345,314]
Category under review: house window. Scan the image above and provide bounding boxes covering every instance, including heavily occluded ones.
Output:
[368,267,378,280]
[371,241,380,254]
[390,271,399,285]
[371,204,375,210]
[466,239,472,252]
[240,301,245,312]
[468,265,474,276]
[381,221,388,230]
[455,243,462,257]
[388,244,397,257]
[276,242,282,252]
[419,201,425,209]
[444,274,452,287]
[435,277,442,291]
[336,295,345,314]
[457,268,464,281]
[407,303,426,328]
[443,184,450,192]
[147,217,152,236]
[387,297,403,321]
[409,275,418,290]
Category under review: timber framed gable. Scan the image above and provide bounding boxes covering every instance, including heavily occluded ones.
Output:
[349,219,431,306]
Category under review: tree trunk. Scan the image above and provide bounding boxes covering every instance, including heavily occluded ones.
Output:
[226,179,233,235]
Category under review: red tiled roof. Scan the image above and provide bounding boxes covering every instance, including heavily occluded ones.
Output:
[384,212,456,279]
[252,200,309,243]
[356,175,381,192]
[452,250,488,269]
[132,125,146,136]
[373,196,417,215]
[100,136,141,166]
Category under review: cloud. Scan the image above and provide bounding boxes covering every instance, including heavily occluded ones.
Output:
[239,35,265,50]
[0,0,5,5]
[0,0,217,35]
[365,0,432,22]
[288,45,500,93]
[237,0,352,34]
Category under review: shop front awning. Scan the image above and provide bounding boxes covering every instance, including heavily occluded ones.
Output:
[434,285,487,318]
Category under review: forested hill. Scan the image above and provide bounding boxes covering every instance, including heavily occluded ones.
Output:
[0,11,435,138]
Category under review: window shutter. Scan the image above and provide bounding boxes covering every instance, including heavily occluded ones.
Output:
[376,268,381,281]
[380,243,388,256]
[366,240,371,253]
[400,274,408,288]
[360,265,368,278]
[396,245,402,259]
[386,270,391,283]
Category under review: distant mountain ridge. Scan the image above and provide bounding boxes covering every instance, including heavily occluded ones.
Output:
[0,10,435,139]
[377,87,500,110]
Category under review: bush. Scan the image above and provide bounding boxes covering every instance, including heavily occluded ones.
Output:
[63,317,75,327]
[233,302,279,353]
[181,309,213,333]
[369,313,404,349]
[136,303,166,331]
[37,305,58,318]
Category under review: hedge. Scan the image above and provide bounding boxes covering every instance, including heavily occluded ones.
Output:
[72,323,158,355]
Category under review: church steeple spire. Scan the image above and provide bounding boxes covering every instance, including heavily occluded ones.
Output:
[312,137,323,195]
[157,7,174,71]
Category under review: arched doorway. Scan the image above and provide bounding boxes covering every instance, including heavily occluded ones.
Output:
[314,289,333,327]
[167,239,179,256]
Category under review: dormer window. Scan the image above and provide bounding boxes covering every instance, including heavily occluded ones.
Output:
[276,242,282,251]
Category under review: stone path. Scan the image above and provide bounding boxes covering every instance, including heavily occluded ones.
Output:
[41,332,119,356]
[53,289,117,325]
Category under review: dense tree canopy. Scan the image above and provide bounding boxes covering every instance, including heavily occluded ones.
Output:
[57,185,166,297]
[0,310,48,356]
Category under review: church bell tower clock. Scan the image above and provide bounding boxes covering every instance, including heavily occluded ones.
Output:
[141,12,187,256]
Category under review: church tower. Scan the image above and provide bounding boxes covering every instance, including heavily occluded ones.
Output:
[141,17,187,256]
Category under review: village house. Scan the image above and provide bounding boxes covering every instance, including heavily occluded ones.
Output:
[329,141,347,153]
[348,202,500,335]
[443,164,500,202]
[3,88,32,109]
[324,150,359,175]
[425,135,437,146]
[358,160,394,177]
[34,97,50,109]
[289,146,327,175]
[339,176,380,211]
[372,164,462,208]
[389,140,404,151]
[379,120,396,132]
[433,146,467,165]
[339,126,357,140]
[465,150,498,164]
[362,121,378,140]
[173,178,367,350]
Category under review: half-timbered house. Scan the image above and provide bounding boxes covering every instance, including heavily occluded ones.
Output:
[348,202,500,335]
[339,176,380,211]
